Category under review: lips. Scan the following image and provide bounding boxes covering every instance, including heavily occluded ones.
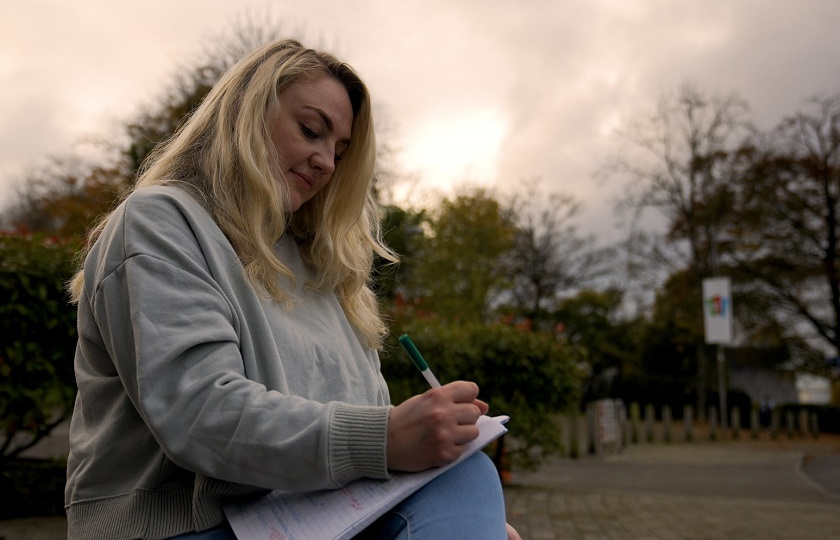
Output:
[290,170,314,189]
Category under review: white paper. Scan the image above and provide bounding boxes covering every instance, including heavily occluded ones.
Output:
[224,415,508,540]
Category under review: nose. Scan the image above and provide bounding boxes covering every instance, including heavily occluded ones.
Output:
[310,145,336,176]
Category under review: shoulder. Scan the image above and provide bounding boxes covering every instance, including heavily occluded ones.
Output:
[88,185,223,276]
[121,185,209,225]
[117,185,218,248]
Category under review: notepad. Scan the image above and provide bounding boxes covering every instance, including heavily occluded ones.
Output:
[223,414,508,540]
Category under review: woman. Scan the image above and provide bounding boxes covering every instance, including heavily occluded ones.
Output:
[65,39,520,540]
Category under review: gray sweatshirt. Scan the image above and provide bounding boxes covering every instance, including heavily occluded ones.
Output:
[65,185,392,540]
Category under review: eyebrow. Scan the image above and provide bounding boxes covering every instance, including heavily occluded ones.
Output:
[304,105,351,146]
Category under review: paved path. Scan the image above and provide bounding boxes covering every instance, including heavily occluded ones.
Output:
[2,434,839,539]
[504,436,840,540]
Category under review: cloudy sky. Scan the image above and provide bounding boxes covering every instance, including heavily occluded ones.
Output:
[2,0,840,242]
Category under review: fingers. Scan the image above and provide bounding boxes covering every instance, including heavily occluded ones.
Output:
[386,380,489,472]
[474,398,490,416]
[422,384,482,447]
[431,382,486,425]
[441,380,480,403]
[439,381,488,411]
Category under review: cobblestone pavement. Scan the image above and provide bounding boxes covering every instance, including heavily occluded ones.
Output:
[504,487,840,540]
[504,435,840,540]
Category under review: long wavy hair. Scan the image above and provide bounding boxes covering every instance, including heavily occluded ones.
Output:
[69,39,395,348]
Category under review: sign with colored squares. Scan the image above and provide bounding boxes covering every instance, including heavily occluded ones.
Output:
[702,277,733,344]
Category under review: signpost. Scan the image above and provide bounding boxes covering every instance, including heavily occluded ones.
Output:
[702,277,732,430]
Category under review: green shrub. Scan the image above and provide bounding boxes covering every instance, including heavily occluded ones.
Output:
[0,232,79,464]
[381,319,583,470]
[0,458,67,518]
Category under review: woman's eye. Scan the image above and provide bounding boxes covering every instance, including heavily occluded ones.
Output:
[334,153,343,163]
[301,125,318,139]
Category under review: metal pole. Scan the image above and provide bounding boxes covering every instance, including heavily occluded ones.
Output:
[717,345,728,431]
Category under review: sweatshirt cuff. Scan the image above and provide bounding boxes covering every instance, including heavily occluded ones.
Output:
[329,403,391,485]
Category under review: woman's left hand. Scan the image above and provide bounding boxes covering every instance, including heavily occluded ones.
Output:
[506,522,522,540]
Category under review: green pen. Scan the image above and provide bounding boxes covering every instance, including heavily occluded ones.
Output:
[398,334,441,388]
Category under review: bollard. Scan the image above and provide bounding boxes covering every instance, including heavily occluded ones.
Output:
[644,404,655,443]
[560,415,570,458]
[785,410,795,439]
[798,410,810,437]
[568,409,580,459]
[617,401,628,451]
[586,402,598,455]
[810,413,820,439]
[708,406,719,441]
[662,406,672,443]
[750,407,760,440]
[771,407,780,439]
[683,405,694,442]
[731,407,741,439]
[629,402,641,444]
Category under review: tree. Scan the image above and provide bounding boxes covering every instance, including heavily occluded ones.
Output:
[408,188,517,323]
[553,288,643,402]
[611,84,751,276]
[373,204,425,301]
[731,95,840,374]
[607,84,752,414]
[626,269,705,410]
[3,158,126,241]
[125,17,288,178]
[506,182,615,327]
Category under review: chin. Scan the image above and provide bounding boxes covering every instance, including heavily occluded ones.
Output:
[284,193,305,213]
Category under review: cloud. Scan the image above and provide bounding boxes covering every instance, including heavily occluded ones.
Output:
[1,0,839,243]
[478,1,840,240]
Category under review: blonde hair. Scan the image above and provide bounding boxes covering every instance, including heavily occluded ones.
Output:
[69,39,395,348]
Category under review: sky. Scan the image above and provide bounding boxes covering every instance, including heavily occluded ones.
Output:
[2,0,840,243]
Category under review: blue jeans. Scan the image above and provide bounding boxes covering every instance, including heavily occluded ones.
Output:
[355,452,507,539]
[169,452,506,539]
[169,523,236,539]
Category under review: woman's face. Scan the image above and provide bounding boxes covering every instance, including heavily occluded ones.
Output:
[269,75,353,212]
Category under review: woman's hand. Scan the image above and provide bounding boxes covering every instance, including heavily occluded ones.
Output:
[386,381,488,472]
[506,522,523,539]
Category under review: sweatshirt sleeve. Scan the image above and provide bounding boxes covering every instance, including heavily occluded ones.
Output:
[87,190,390,491]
